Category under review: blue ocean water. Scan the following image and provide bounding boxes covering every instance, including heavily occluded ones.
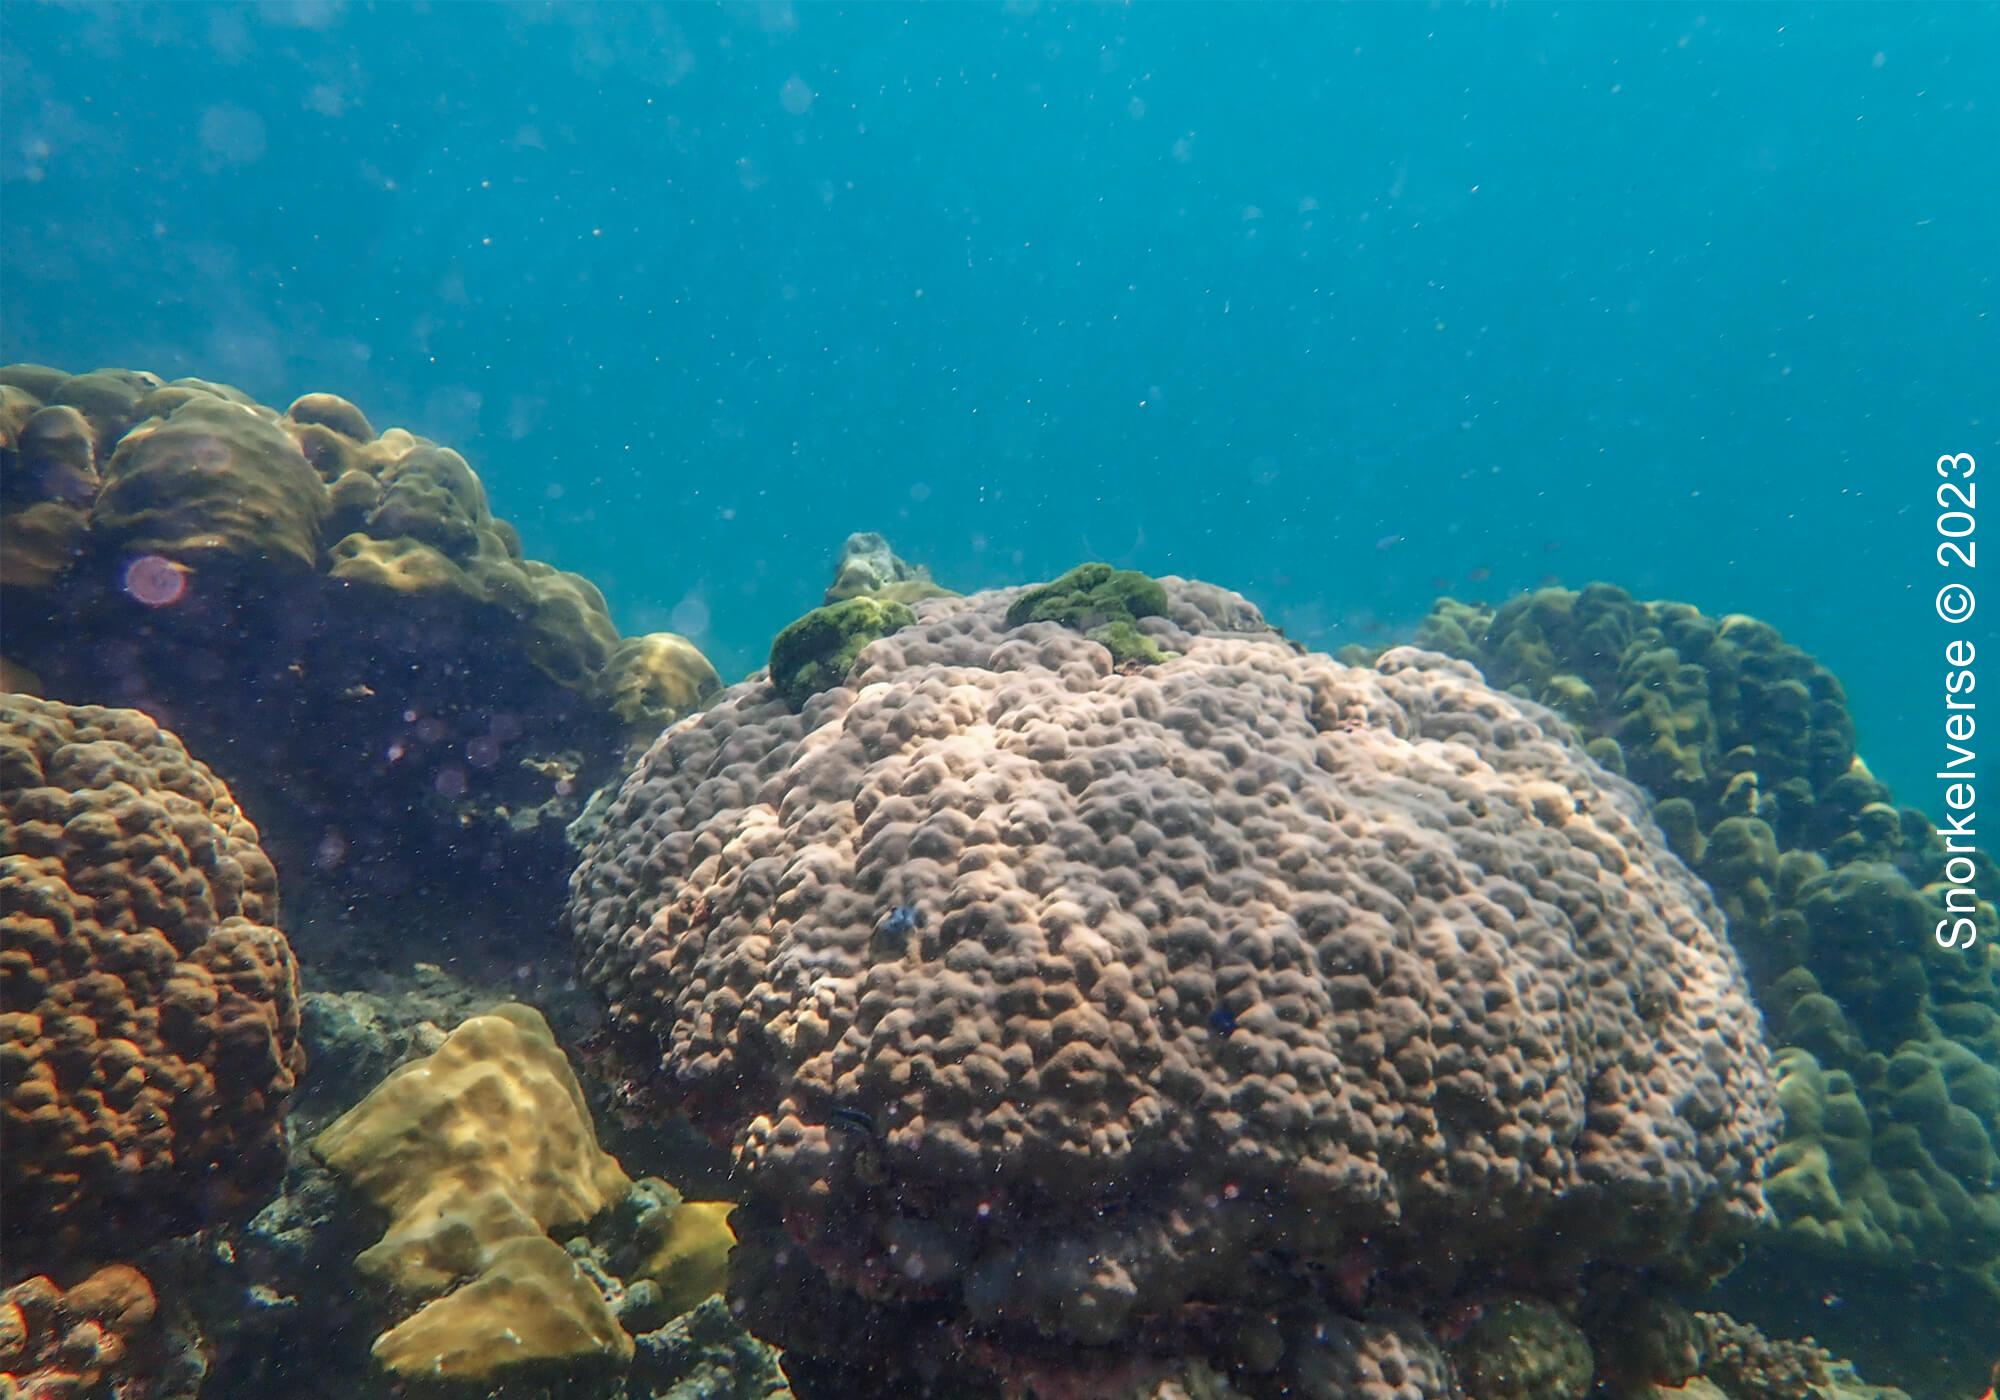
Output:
[5,3,1996,805]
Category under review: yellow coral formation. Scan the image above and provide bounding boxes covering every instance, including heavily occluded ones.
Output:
[597,632,724,741]
[94,394,326,571]
[369,1235,634,1383]
[314,1003,746,1389]
[311,1003,632,1295]
[637,1197,737,1316]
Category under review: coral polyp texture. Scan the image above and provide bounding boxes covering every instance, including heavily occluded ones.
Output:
[567,574,1780,1390]
[1414,589,2000,1263]
[0,1265,166,1398]
[0,364,721,943]
[1411,582,2000,1391]
[0,694,304,1274]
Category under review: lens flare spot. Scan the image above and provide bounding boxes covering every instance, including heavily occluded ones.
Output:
[123,554,189,607]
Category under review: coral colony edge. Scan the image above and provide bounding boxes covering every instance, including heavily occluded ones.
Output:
[3,365,1997,1399]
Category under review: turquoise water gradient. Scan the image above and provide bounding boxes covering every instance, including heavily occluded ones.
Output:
[4,3,1996,804]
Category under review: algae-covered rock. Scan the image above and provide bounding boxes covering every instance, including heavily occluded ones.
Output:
[1004,561,1171,665]
[768,595,916,708]
[626,1295,788,1400]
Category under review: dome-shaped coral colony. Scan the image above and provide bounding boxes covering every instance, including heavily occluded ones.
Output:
[0,365,720,954]
[567,576,1781,1387]
[0,694,304,1273]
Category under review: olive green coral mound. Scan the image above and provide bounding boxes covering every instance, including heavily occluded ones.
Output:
[0,364,723,940]
[767,596,916,709]
[1004,561,1172,665]
[1413,582,2000,1303]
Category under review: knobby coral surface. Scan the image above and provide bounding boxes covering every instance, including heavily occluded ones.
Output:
[0,364,721,946]
[1412,584,2000,1308]
[0,694,304,1274]
[568,575,1779,1386]
[0,1266,163,1398]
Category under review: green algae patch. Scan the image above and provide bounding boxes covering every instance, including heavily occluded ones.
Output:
[1005,562,1171,666]
[769,596,916,708]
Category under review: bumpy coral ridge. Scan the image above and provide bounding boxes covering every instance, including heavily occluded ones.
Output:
[568,576,1779,1377]
[0,694,304,1271]
[0,1266,162,1398]
[1413,584,2000,1295]
[312,1003,633,1295]
[0,364,721,934]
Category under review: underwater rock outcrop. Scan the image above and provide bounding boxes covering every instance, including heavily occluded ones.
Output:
[0,364,721,955]
[567,573,1779,1393]
[0,694,305,1276]
[1410,582,2000,1387]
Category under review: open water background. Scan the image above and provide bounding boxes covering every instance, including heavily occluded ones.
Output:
[4,2,1997,805]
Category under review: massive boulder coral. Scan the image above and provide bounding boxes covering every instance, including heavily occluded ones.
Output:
[567,574,1780,1391]
[0,694,305,1273]
[1409,583,2000,1387]
[0,364,720,951]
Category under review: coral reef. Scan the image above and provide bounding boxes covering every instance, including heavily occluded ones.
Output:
[313,1002,752,1394]
[0,1266,193,1400]
[312,1002,633,1294]
[1623,1311,1910,1400]
[623,1296,788,1400]
[1445,1295,1592,1399]
[1408,583,2000,1377]
[0,694,304,1275]
[368,1233,635,1385]
[568,574,1778,1391]
[0,364,720,955]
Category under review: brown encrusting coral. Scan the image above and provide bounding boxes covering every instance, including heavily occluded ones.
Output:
[568,575,1779,1391]
[0,1266,170,1398]
[0,695,305,1275]
[0,364,720,950]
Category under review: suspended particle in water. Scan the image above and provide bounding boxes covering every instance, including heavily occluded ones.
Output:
[123,554,189,607]
[315,830,348,871]
[671,594,711,638]
[779,75,814,116]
